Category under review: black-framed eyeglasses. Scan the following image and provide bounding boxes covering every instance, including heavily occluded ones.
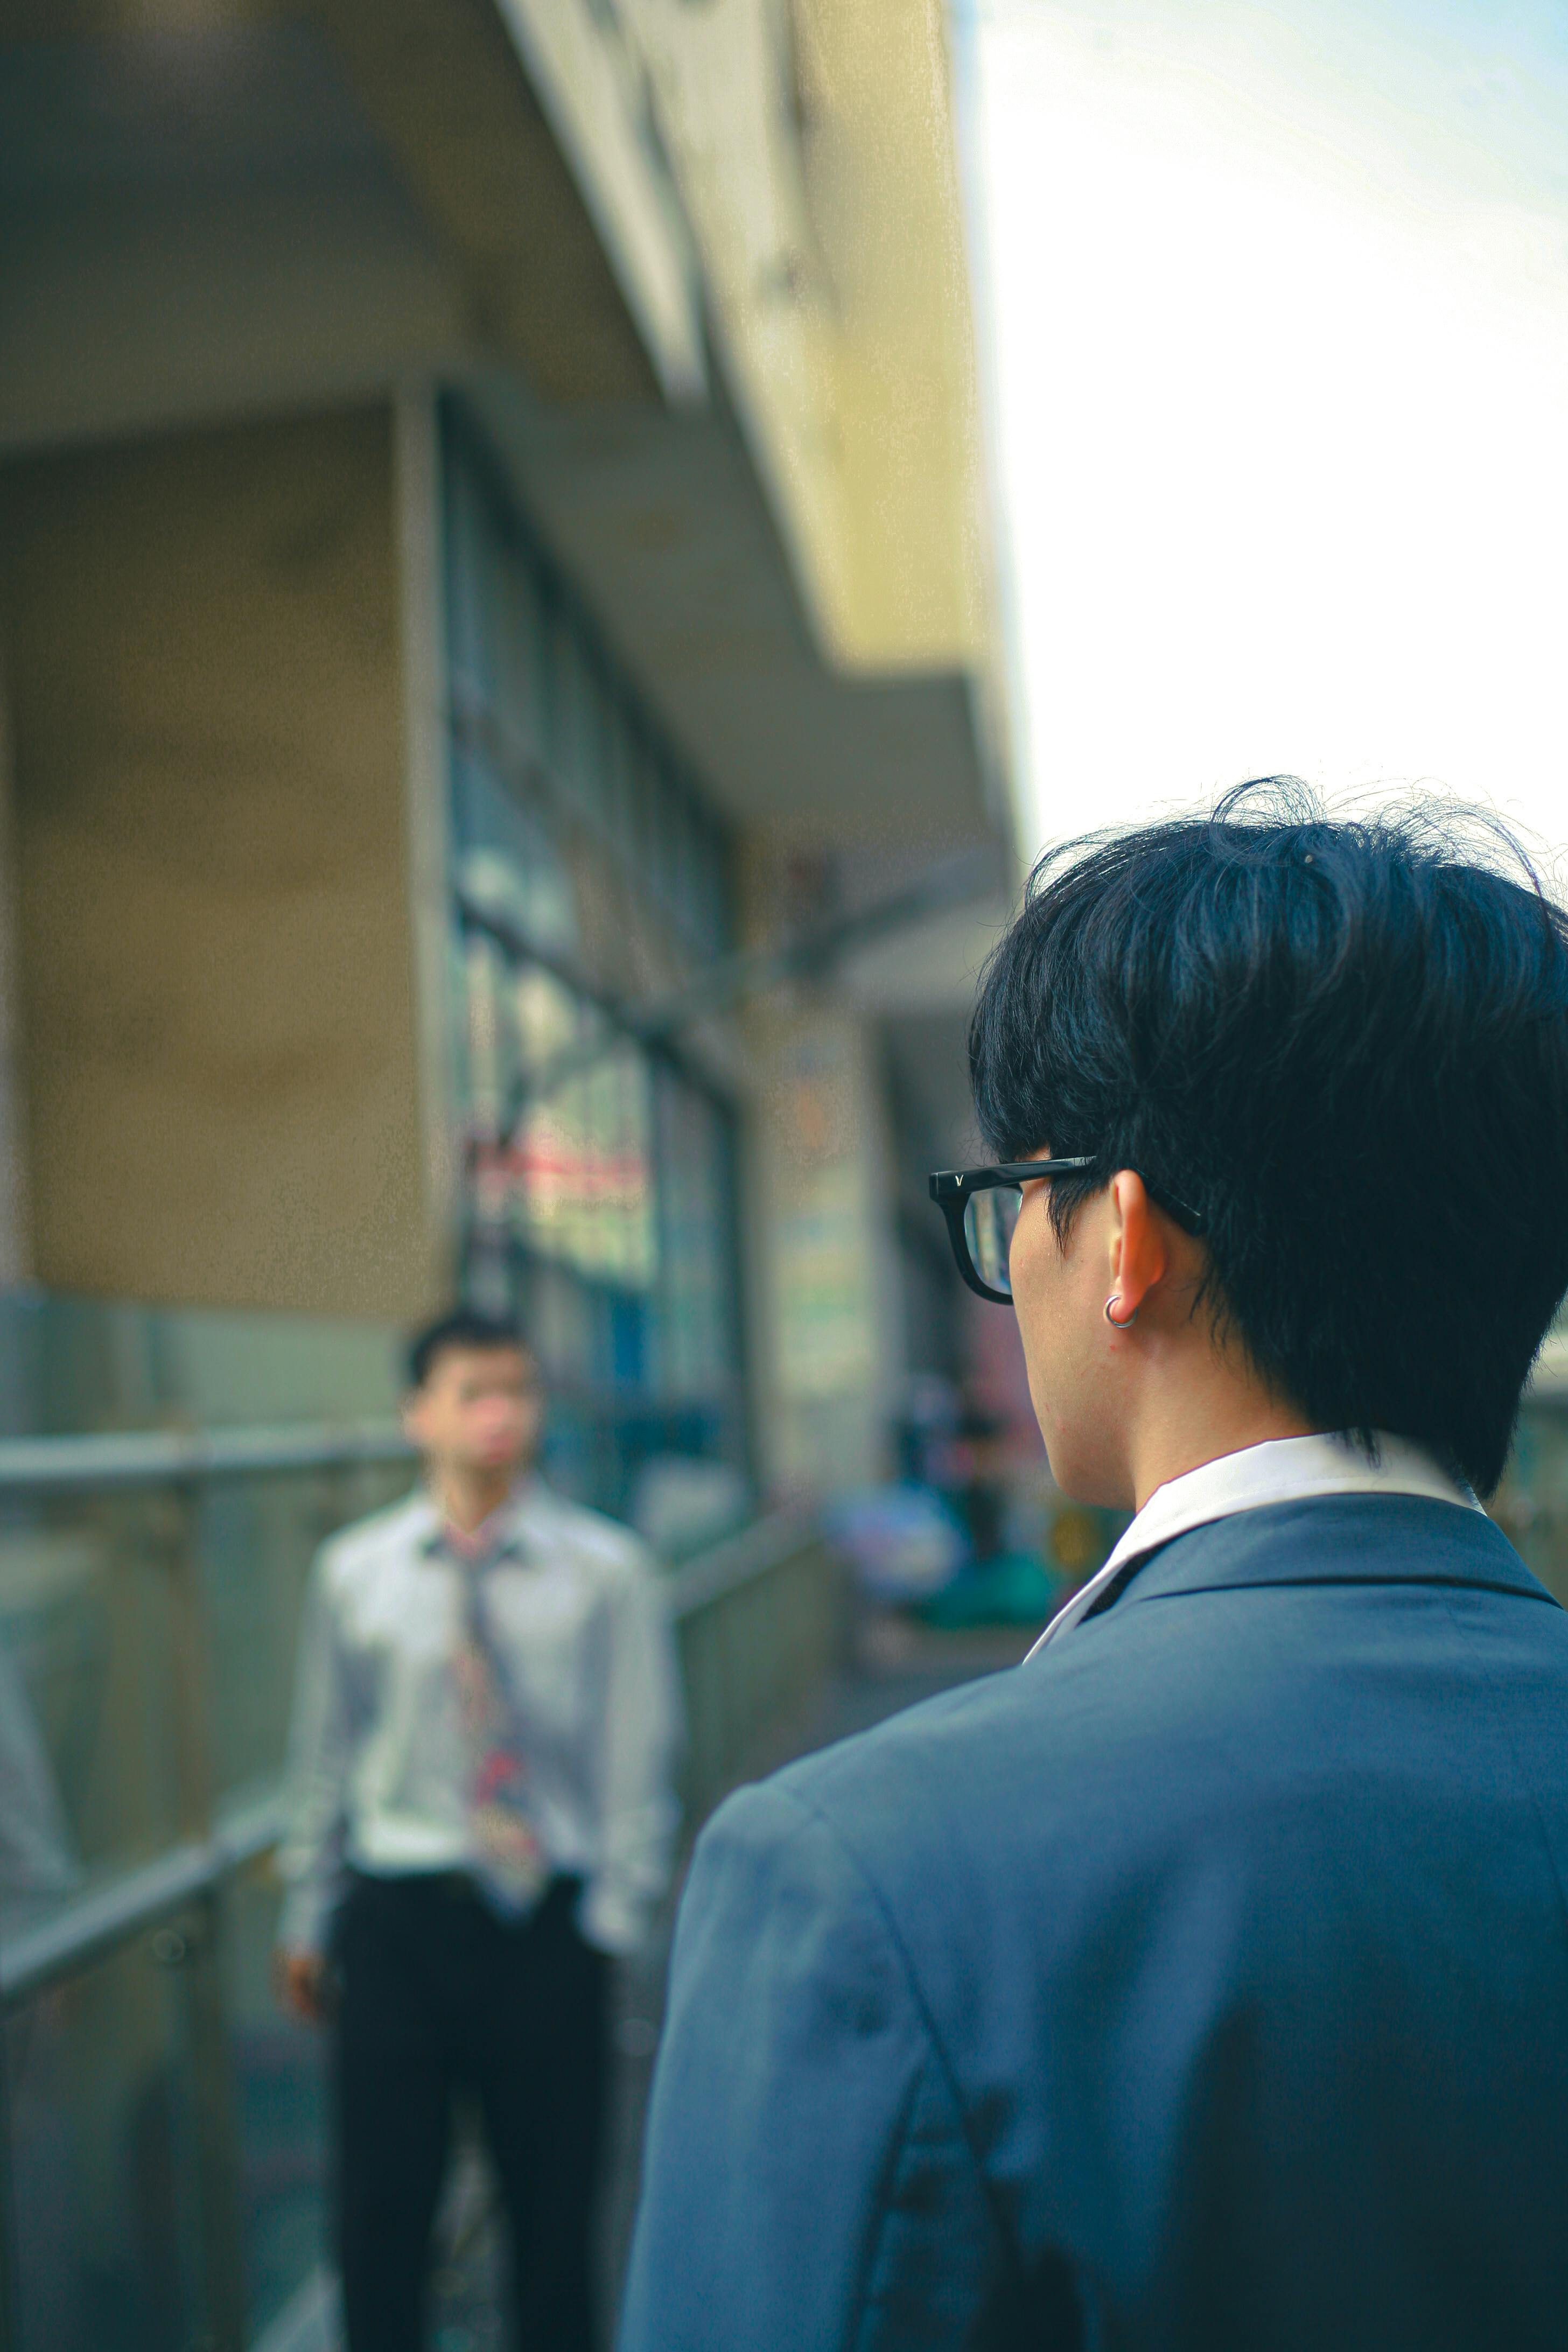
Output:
[928,1161,1206,1305]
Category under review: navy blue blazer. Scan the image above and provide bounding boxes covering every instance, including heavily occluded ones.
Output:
[620,1497,1568,2349]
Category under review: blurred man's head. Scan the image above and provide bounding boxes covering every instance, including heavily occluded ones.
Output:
[402,1309,542,1481]
[971,779,1568,1501]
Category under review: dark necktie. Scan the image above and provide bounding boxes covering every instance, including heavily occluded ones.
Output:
[452,1538,550,1920]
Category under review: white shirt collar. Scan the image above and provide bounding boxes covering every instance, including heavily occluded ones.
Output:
[1026,1430,1480,1660]
[411,1475,545,1560]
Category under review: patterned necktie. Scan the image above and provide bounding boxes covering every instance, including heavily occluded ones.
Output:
[451,1536,550,1921]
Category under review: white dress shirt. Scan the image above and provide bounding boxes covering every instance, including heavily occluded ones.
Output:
[277,1479,681,1956]
[1029,1430,1481,1658]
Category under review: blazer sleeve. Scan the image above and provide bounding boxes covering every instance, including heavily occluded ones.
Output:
[619,1776,1003,2352]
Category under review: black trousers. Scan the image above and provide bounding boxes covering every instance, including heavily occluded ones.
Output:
[332,1871,610,2352]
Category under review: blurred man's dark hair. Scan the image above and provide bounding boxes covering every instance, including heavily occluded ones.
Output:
[405,1307,531,1393]
[969,776,1568,1495]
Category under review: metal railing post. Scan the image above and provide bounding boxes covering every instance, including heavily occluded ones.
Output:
[183,1888,249,2352]
[0,2026,18,2352]
[160,1480,248,2352]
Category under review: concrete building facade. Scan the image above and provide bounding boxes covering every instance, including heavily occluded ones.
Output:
[0,0,1012,1490]
[0,5,1015,2344]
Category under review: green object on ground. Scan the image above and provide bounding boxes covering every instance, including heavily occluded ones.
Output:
[918,1550,1062,1628]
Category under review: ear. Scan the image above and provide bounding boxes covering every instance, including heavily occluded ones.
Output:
[1106,1171,1169,1319]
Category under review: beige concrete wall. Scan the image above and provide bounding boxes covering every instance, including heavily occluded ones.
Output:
[0,404,449,1319]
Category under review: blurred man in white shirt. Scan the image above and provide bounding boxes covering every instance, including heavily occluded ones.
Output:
[275,1308,680,2352]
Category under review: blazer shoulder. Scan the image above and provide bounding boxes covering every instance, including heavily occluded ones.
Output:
[688,1772,945,2021]
[1125,1491,1560,1610]
[761,1658,1100,1886]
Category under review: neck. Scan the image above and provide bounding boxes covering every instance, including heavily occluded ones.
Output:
[432,1461,523,1535]
[1123,1346,1315,1515]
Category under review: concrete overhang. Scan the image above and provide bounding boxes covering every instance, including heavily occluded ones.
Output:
[0,0,676,407]
[464,374,1006,852]
[0,4,1012,860]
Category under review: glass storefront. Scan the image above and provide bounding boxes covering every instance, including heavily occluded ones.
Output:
[443,411,748,1521]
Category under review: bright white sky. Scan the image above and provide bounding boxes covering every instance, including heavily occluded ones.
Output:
[960,0,1568,862]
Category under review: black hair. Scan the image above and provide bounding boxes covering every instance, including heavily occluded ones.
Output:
[969,778,1568,1495]
[405,1307,531,1392]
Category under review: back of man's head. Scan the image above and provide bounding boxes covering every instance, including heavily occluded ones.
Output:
[970,778,1568,1495]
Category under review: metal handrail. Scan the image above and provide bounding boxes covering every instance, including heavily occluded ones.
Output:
[0,1793,284,2006]
[662,1509,817,1619]
[0,1420,413,1496]
[0,1499,820,2005]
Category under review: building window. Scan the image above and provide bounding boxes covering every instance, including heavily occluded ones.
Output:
[442,410,746,1517]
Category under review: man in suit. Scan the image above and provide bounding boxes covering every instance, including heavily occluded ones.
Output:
[620,780,1568,2350]
[276,1308,679,2352]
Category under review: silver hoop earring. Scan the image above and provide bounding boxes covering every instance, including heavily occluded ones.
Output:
[1104,1295,1138,1329]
